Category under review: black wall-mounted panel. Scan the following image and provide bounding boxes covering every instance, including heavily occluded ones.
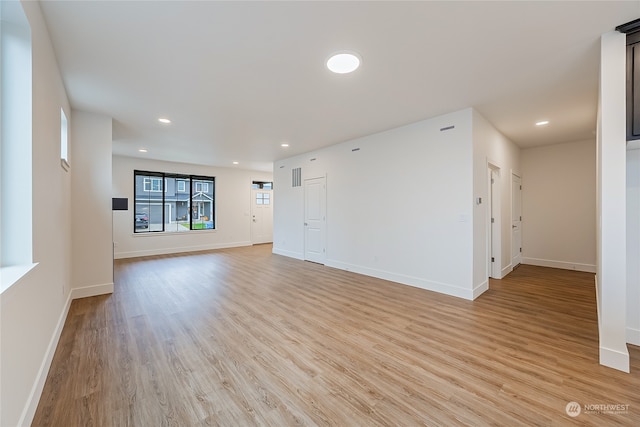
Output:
[112,197,129,211]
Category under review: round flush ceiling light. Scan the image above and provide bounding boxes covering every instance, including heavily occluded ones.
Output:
[327,52,361,74]
[158,117,171,124]
[535,120,549,126]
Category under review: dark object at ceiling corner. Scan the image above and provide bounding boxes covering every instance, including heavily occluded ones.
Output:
[617,18,640,35]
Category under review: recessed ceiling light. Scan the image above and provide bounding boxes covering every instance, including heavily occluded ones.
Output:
[158,118,171,124]
[281,143,289,147]
[535,120,549,126]
[138,149,148,153]
[232,161,239,165]
[327,52,361,74]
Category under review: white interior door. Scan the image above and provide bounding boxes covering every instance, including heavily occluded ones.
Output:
[251,189,273,244]
[304,177,326,264]
[511,173,522,268]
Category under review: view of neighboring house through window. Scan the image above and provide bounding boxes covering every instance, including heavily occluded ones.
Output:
[191,178,214,229]
[134,170,215,233]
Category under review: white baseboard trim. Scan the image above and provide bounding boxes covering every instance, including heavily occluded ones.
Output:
[501,264,513,278]
[19,291,73,426]
[522,257,596,273]
[473,280,489,299]
[272,247,304,260]
[599,345,630,373]
[627,327,640,346]
[71,282,114,300]
[325,259,475,300]
[114,241,252,259]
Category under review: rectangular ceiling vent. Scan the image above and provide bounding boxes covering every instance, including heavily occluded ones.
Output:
[292,167,302,187]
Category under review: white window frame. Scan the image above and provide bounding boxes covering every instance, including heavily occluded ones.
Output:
[195,182,209,193]
[177,180,186,192]
[143,177,165,192]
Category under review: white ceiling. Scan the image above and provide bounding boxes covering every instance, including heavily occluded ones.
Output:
[39,1,640,172]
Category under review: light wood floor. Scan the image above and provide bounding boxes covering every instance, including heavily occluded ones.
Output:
[33,245,640,426]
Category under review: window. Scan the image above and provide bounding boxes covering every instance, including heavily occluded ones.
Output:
[191,177,215,229]
[134,170,215,233]
[143,177,165,192]
[256,192,271,205]
[252,181,273,190]
[60,108,69,170]
[195,182,208,193]
[1,0,34,289]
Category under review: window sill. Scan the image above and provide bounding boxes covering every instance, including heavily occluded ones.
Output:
[1,263,38,295]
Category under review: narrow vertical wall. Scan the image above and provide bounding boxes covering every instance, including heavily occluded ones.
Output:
[597,30,629,372]
[71,111,114,297]
[471,110,521,289]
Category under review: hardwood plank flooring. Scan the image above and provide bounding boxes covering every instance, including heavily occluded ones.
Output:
[33,245,640,426]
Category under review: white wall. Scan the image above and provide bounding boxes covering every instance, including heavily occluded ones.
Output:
[472,110,521,290]
[71,111,114,297]
[112,155,272,259]
[274,109,477,299]
[597,31,628,372]
[520,139,596,272]
[627,147,640,346]
[0,1,73,425]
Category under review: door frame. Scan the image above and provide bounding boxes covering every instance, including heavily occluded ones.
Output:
[487,163,502,279]
[511,172,523,268]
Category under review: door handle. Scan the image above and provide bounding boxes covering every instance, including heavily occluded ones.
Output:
[304,223,308,226]
[512,225,517,228]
